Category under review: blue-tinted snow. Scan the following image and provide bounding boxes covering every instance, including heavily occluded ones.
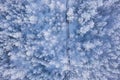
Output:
[0,0,120,80]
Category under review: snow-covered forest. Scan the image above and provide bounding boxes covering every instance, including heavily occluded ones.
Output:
[0,0,120,80]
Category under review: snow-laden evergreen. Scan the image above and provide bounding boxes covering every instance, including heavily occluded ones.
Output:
[0,0,120,80]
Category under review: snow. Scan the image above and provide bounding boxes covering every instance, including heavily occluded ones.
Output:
[83,41,95,51]
[67,8,74,21]
[0,0,120,80]
[79,21,94,34]
[29,15,38,24]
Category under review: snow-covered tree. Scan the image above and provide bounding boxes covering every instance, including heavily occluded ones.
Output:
[0,0,120,80]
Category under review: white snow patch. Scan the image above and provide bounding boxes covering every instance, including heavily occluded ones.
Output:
[83,41,95,51]
[29,16,38,24]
